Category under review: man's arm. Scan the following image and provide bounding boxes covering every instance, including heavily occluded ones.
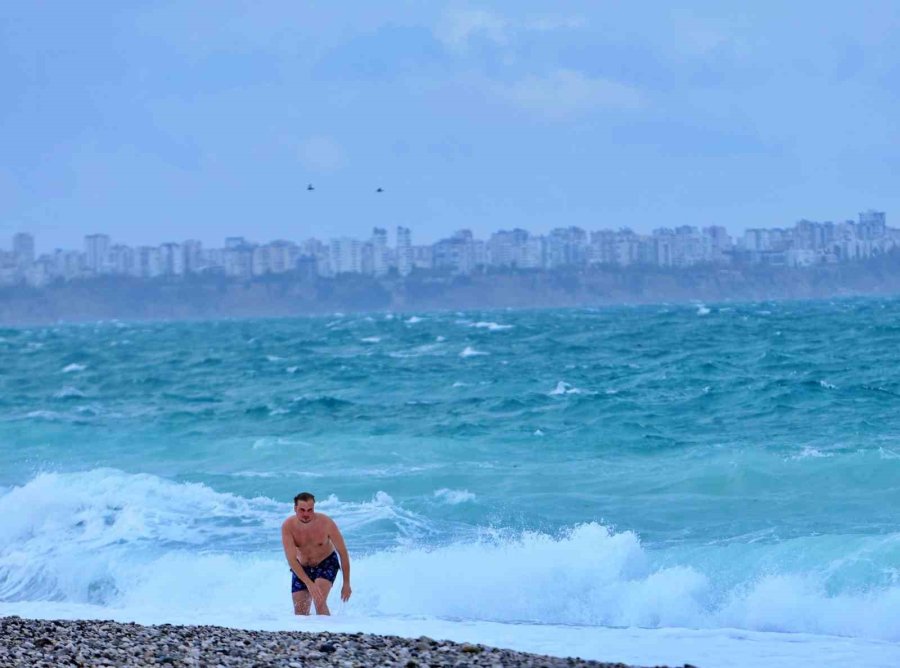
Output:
[281,521,315,589]
[328,518,352,602]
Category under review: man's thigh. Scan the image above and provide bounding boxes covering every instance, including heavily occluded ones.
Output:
[292,590,311,614]
[314,578,334,600]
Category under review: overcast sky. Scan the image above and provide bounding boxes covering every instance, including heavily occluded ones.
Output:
[3,1,899,252]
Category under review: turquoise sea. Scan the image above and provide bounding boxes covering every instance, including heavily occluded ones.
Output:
[2,299,900,666]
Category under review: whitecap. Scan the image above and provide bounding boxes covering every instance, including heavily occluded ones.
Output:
[433,488,476,505]
[819,380,837,390]
[788,447,833,460]
[405,316,424,324]
[286,366,300,374]
[54,387,86,399]
[361,336,381,343]
[265,355,284,362]
[25,410,65,421]
[460,346,489,358]
[549,381,591,396]
[470,321,513,331]
[696,305,711,316]
[62,363,87,373]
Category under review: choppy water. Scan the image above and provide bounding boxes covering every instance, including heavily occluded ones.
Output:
[2,300,900,666]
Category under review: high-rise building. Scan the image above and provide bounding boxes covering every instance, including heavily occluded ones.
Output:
[396,226,413,276]
[371,227,389,276]
[84,234,111,274]
[109,244,136,275]
[329,238,363,274]
[183,240,204,274]
[160,243,185,276]
[12,233,35,269]
[858,210,886,240]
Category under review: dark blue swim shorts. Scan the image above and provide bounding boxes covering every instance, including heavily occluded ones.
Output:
[291,551,340,593]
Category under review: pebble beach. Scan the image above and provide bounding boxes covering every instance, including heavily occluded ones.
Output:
[0,616,689,667]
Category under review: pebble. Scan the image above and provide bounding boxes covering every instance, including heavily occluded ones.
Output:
[0,615,692,667]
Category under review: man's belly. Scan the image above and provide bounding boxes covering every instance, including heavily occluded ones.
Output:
[299,545,334,566]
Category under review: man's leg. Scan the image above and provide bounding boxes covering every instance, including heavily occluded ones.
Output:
[292,590,312,615]
[312,579,334,615]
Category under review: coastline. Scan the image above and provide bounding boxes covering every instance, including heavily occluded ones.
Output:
[4,256,900,326]
[0,615,665,667]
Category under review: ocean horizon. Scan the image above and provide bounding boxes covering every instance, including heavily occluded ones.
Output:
[3,298,900,667]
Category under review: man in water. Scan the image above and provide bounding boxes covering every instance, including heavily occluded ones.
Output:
[281,492,352,615]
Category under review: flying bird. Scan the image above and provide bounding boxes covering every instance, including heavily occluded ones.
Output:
[376,187,384,193]
[307,183,315,191]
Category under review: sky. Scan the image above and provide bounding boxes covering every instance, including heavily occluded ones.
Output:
[3,1,900,252]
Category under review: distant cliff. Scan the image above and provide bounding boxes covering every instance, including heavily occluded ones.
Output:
[3,254,900,325]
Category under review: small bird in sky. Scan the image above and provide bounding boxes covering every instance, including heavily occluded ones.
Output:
[307,183,315,191]
[376,187,384,193]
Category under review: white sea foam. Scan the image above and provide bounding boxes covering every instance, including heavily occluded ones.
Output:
[469,321,513,331]
[549,381,593,396]
[265,355,284,362]
[433,488,476,505]
[389,343,445,359]
[788,447,833,461]
[251,437,316,451]
[405,316,424,324]
[460,346,488,358]
[62,363,87,373]
[53,386,86,399]
[286,366,299,373]
[360,336,381,343]
[819,380,837,389]
[24,410,66,421]
[696,305,711,316]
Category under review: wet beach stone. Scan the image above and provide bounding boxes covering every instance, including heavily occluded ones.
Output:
[0,615,691,667]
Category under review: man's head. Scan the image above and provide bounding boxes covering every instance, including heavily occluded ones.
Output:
[293,492,316,523]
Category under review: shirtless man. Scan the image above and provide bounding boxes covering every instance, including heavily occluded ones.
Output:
[281,492,351,615]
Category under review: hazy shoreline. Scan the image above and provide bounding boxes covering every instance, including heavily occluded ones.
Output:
[3,254,900,325]
[0,616,669,667]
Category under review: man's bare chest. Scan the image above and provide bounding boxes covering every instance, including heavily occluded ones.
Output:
[289,521,329,550]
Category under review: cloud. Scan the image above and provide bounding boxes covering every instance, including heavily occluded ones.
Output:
[435,9,584,53]
[299,136,345,173]
[492,69,643,120]
[436,9,508,51]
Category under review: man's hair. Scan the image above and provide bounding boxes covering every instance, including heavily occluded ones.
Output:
[294,492,315,505]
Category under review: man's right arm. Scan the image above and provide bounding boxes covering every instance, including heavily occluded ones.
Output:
[281,521,315,589]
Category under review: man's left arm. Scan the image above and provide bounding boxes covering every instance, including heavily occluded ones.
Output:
[329,518,352,602]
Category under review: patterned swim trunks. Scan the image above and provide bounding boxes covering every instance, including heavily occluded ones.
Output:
[291,551,340,593]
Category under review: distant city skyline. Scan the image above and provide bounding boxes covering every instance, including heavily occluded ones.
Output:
[2,209,893,288]
[3,3,899,253]
[6,205,891,255]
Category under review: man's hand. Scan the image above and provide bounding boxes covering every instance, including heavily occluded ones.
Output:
[341,582,352,602]
[308,581,327,608]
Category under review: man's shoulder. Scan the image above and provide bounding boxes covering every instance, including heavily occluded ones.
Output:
[281,516,296,529]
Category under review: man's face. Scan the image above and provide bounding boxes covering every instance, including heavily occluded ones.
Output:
[295,501,315,523]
